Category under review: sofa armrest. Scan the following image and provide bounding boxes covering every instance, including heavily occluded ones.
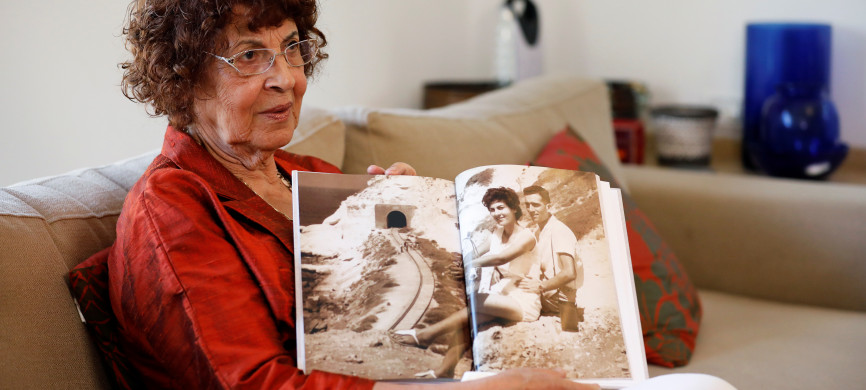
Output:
[622,166,866,312]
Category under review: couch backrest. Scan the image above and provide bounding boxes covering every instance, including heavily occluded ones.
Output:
[337,76,625,187]
[0,106,346,388]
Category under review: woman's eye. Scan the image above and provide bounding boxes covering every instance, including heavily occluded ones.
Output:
[231,50,265,65]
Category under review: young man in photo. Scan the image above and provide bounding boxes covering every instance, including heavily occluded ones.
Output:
[522,186,582,315]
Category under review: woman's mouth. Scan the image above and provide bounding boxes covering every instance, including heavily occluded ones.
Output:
[261,103,292,121]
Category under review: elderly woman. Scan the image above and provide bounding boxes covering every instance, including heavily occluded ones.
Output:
[105,0,596,389]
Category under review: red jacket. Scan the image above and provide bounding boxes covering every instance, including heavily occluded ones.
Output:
[108,127,374,389]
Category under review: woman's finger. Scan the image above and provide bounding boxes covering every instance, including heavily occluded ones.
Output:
[366,165,386,175]
[384,162,417,176]
[367,162,417,176]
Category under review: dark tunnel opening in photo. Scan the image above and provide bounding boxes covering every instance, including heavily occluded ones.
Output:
[387,211,407,228]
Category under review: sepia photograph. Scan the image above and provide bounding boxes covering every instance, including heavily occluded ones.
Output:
[295,172,471,380]
[454,165,630,380]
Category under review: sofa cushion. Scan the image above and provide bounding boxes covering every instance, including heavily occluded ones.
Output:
[623,165,866,312]
[285,106,346,169]
[0,151,154,388]
[649,290,866,389]
[340,77,625,185]
[0,172,145,388]
[533,128,701,367]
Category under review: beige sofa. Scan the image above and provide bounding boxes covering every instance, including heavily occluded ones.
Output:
[2,77,864,389]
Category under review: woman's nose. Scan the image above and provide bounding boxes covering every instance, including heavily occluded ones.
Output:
[264,56,298,92]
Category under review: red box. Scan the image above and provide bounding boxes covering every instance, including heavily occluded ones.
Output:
[613,119,645,164]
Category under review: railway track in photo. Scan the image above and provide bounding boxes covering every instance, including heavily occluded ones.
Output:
[385,229,434,331]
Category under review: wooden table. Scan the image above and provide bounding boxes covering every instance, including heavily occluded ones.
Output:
[422,81,503,109]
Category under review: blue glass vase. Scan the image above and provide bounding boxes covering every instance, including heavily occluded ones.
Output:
[753,83,848,179]
[743,23,832,171]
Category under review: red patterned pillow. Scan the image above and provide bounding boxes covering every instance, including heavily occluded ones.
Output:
[68,248,142,389]
[533,127,702,367]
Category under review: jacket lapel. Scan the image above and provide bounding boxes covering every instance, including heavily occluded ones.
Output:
[160,126,302,252]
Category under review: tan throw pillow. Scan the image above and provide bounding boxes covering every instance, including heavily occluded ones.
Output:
[339,76,625,185]
[284,106,346,169]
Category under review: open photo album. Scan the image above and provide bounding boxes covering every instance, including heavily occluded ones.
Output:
[292,165,648,388]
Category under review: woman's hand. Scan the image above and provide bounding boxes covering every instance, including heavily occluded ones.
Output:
[367,162,417,176]
[514,277,543,294]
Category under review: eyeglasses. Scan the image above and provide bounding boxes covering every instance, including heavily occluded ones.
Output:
[208,39,319,76]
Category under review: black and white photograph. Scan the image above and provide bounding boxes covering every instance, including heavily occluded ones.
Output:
[454,165,630,380]
[294,172,471,380]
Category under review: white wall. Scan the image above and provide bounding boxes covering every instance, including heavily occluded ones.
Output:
[1,0,864,186]
[525,0,866,140]
[305,0,486,108]
[0,0,165,186]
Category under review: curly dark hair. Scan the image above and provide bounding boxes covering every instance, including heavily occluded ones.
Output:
[481,187,523,220]
[120,0,328,129]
